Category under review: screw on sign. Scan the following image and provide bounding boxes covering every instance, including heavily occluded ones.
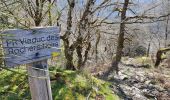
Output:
[1,26,60,100]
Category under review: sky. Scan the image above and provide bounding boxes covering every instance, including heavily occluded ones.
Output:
[56,0,162,21]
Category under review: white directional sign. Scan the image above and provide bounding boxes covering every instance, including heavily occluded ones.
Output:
[1,26,60,67]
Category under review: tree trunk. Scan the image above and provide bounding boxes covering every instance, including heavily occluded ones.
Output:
[155,50,162,67]
[165,16,169,47]
[0,41,3,70]
[95,31,100,63]
[63,37,76,70]
[76,0,94,69]
[147,42,150,57]
[76,37,83,69]
[48,0,52,26]
[155,48,170,67]
[65,50,75,70]
[112,0,129,74]
[61,0,76,70]
[82,42,91,66]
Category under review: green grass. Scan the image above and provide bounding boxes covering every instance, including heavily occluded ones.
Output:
[0,68,119,100]
[0,69,30,100]
[51,70,119,100]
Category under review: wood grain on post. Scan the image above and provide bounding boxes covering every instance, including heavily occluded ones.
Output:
[27,60,52,100]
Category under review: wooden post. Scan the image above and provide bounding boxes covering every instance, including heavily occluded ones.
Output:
[27,60,53,100]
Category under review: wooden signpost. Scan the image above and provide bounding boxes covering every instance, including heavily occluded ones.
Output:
[1,26,60,100]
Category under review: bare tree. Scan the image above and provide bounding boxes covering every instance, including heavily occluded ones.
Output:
[61,0,76,70]
[112,0,130,74]
[21,0,56,26]
[61,0,112,70]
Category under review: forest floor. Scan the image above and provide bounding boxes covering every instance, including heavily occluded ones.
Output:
[0,57,170,100]
[0,67,119,100]
[90,57,170,100]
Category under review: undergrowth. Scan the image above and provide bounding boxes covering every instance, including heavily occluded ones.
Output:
[0,67,119,100]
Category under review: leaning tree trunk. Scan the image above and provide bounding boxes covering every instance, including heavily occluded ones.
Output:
[112,0,129,74]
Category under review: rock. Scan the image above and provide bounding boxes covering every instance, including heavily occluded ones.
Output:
[133,93,147,100]
[110,58,170,100]
[156,92,170,100]
[119,74,129,80]
[143,91,156,99]
[124,58,134,65]
[145,80,151,85]
[154,85,165,92]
